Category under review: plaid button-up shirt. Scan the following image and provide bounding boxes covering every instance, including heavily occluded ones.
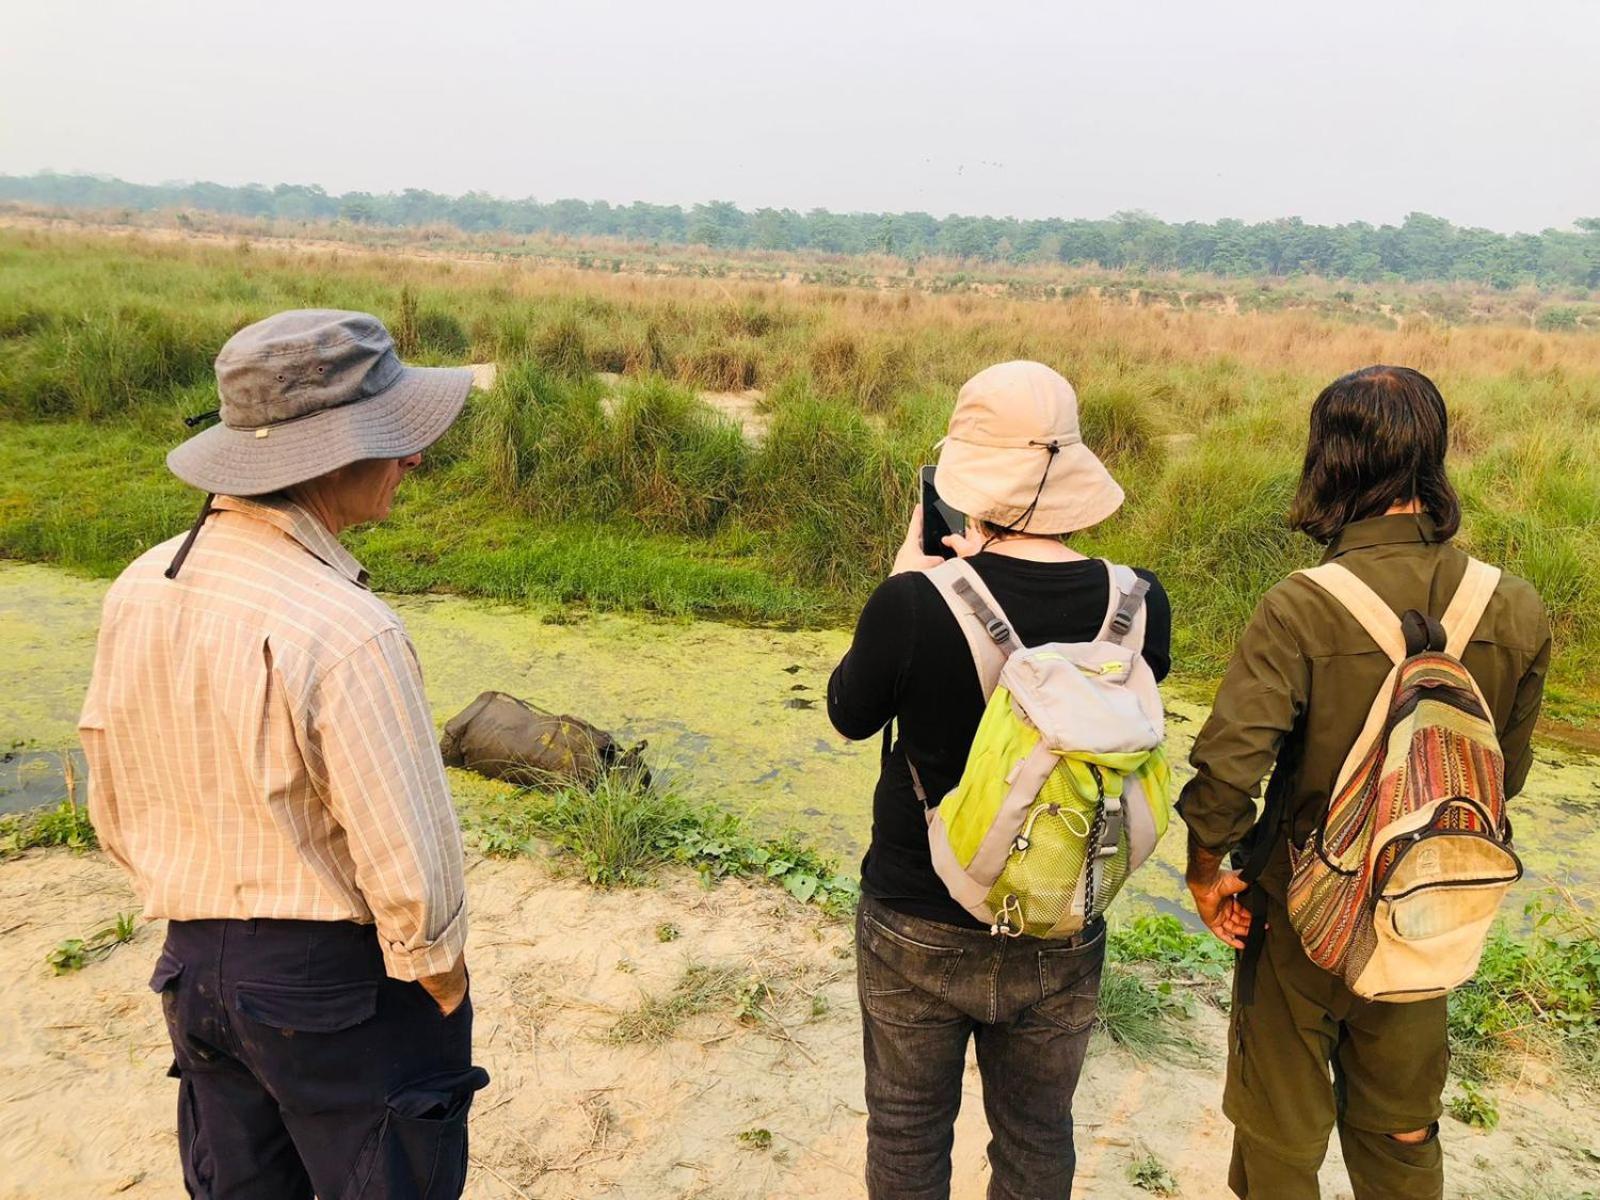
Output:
[78,494,467,980]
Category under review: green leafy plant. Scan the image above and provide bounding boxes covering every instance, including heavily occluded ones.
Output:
[1448,1080,1500,1131]
[464,770,859,917]
[46,939,89,974]
[0,792,98,859]
[47,911,138,974]
[1448,886,1600,1082]
[1127,1147,1180,1195]
[1109,914,1233,983]
[736,1128,774,1151]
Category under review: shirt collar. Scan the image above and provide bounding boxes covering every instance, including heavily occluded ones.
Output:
[1323,512,1442,563]
[212,494,370,587]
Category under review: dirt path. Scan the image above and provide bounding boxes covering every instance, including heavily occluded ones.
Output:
[3,842,1597,1199]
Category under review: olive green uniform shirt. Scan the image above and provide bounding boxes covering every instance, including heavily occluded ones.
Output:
[1178,513,1552,898]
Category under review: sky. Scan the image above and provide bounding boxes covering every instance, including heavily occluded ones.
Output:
[2,0,1597,234]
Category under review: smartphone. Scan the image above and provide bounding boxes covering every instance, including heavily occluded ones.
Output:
[920,465,966,558]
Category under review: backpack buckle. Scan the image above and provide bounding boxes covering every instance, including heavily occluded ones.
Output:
[984,617,1011,643]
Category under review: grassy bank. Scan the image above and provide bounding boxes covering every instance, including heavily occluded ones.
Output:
[2,228,1599,713]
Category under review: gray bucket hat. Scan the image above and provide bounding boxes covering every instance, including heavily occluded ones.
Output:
[167,309,472,496]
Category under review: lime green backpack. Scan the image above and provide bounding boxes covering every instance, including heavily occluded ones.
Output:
[915,559,1172,938]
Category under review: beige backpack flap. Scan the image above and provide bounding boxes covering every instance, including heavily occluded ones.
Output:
[923,557,1018,699]
[1440,559,1502,661]
[1297,563,1406,796]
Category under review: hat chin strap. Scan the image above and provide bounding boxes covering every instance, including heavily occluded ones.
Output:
[164,494,217,580]
[982,439,1061,542]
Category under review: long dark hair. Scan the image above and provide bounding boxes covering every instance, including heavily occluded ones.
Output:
[1287,365,1462,544]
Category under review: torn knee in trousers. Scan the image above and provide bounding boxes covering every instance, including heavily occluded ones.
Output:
[1385,1122,1438,1145]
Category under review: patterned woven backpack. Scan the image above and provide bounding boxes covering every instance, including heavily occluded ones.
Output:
[1287,558,1523,1003]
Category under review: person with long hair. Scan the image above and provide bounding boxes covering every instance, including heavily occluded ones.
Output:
[1179,366,1552,1199]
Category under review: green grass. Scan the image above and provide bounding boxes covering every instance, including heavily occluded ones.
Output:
[1093,965,1205,1062]
[3,229,1599,705]
[461,770,860,916]
[1447,887,1600,1083]
[0,796,98,858]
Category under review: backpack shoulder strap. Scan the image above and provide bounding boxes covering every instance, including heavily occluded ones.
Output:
[1296,562,1407,664]
[1096,562,1150,653]
[923,557,1017,699]
[1440,558,1501,660]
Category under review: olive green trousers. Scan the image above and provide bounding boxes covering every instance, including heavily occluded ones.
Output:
[1223,899,1448,1200]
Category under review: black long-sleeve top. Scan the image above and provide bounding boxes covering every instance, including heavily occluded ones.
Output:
[827,554,1172,928]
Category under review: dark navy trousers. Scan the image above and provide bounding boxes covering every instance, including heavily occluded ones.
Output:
[151,918,489,1199]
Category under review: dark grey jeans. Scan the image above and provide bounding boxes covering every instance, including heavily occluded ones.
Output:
[856,896,1106,1200]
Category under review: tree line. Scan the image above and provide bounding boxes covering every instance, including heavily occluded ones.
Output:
[4,172,1598,289]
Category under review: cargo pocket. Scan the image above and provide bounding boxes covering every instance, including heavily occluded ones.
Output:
[168,1062,216,1196]
[148,949,184,993]
[149,949,185,1043]
[347,1066,490,1199]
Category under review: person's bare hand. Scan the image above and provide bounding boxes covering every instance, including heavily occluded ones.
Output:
[891,505,987,575]
[890,504,946,575]
[940,523,988,559]
[1188,871,1253,950]
[419,956,469,1016]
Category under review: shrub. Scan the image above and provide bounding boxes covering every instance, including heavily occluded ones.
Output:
[533,311,591,377]
[750,382,914,592]
[608,377,748,533]
[1535,305,1581,331]
[468,362,614,515]
[676,338,760,391]
[415,309,470,358]
[1079,381,1159,468]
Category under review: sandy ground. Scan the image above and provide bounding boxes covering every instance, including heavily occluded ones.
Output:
[3,846,1598,1200]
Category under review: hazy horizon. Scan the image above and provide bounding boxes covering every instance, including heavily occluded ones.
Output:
[3,0,1597,236]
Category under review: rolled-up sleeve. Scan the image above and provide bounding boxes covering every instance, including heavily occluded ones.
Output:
[310,629,467,981]
[1178,587,1310,854]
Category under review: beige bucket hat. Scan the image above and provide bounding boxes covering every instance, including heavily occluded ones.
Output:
[168,309,472,496]
[933,360,1123,534]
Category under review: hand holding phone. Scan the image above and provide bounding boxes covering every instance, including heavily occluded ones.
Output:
[919,465,966,559]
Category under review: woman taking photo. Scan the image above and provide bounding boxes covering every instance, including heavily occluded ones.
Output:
[828,360,1171,1200]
